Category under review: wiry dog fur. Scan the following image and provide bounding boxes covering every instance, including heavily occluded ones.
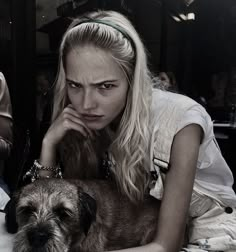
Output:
[12,178,160,252]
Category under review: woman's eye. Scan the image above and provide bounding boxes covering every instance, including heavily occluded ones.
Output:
[67,82,81,89]
[70,83,77,88]
[99,83,114,89]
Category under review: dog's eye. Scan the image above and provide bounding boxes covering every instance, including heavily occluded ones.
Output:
[18,206,36,215]
[53,207,73,220]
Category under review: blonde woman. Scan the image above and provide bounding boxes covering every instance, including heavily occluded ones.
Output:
[33,10,236,252]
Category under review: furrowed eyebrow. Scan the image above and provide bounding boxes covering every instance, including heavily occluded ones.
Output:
[93,80,118,85]
[66,78,118,86]
[66,78,81,85]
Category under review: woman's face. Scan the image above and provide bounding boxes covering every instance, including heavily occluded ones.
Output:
[65,45,129,130]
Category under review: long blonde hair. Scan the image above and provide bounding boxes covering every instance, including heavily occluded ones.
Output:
[53,10,153,202]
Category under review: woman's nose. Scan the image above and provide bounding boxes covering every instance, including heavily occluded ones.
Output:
[82,90,97,110]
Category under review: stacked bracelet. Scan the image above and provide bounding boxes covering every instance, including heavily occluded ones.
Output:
[33,159,58,172]
[23,159,63,183]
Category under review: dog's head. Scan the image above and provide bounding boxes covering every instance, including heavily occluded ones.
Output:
[11,179,97,252]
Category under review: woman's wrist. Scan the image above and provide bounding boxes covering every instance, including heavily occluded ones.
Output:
[34,159,55,179]
[42,136,57,152]
[35,159,62,179]
[23,159,62,182]
[22,135,62,182]
[40,137,57,167]
[38,169,54,178]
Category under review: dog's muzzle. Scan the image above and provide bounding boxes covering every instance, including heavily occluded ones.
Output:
[27,224,52,249]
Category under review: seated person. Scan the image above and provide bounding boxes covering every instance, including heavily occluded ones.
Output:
[0,72,13,198]
[158,71,179,92]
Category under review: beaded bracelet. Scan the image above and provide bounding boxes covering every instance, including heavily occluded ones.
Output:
[23,159,63,183]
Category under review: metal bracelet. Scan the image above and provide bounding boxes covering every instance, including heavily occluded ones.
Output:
[33,159,58,172]
[23,159,63,183]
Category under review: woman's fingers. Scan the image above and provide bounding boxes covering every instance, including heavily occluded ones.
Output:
[61,117,89,138]
[63,105,96,138]
[63,106,80,117]
[45,104,97,147]
[62,114,93,138]
[62,111,94,138]
[45,115,89,145]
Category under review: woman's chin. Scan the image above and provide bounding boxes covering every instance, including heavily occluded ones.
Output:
[86,121,107,131]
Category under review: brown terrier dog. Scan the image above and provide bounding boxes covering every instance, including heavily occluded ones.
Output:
[12,178,160,252]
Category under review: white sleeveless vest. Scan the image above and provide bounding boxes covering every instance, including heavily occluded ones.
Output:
[149,89,197,199]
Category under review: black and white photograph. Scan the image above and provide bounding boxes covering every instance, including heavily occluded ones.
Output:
[0,1,236,251]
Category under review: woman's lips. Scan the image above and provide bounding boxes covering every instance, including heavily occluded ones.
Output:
[82,114,103,121]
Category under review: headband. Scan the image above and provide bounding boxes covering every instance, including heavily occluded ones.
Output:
[72,18,135,50]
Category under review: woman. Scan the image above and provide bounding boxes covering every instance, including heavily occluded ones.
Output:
[30,10,236,252]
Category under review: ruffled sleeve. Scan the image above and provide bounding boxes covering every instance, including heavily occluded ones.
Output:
[0,72,13,159]
[0,72,12,120]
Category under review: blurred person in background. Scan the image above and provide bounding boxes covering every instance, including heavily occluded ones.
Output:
[0,72,13,200]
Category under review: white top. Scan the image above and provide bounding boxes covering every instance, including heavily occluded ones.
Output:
[150,89,236,207]
[177,100,236,207]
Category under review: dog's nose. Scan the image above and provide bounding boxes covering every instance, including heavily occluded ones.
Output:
[27,228,50,248]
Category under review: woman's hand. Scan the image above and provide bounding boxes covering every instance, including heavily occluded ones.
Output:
[39,104,94,169]
[44,104,94,148]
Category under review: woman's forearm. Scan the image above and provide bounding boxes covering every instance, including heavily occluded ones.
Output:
[39,137,57,165]
[39,137,57,177]
[107,242,165,252]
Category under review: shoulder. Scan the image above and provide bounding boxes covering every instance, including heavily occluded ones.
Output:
[152,88,198,110]
[151,89,214,143]
[151,88,211,121]
[151,89,203,129]
[0,72,8,95]
[0,72,6,84]
[0,72,12,120]
[0,72,4,80]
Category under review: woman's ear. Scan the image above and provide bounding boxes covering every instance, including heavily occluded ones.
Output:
[78,190,97,236]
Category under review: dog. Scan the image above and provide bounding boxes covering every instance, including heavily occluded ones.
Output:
[11,178,160,252]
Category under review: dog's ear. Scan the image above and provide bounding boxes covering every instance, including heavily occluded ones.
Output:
[4,190,21,234]
[78,191,97,236]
